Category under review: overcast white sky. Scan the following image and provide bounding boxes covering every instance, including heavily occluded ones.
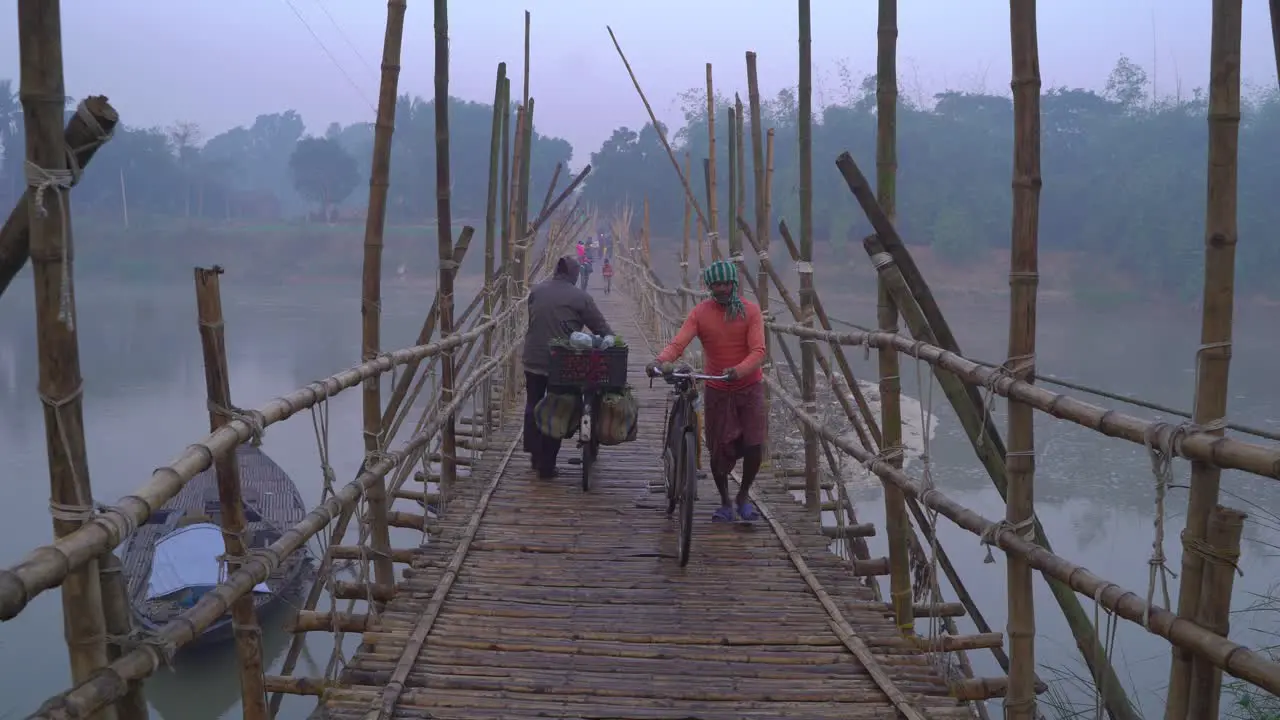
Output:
[1,1,1276,161]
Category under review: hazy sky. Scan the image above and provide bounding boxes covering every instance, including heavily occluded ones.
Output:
[1,1,1276,161]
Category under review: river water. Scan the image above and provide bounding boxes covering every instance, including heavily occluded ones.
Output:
[0,275,1277,719]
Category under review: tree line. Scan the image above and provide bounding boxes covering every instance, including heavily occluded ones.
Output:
[0,55,1276,296]
[581,57,1279,299]
[0,81,573,226]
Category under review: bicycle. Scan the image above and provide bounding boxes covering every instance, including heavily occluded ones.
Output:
[647,364,731,567]
[552,342,627,493]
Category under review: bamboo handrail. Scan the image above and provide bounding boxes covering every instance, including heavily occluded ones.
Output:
[762,374,1280,697]
[30,341,522,719]
[763,322,1280,480]
[0,299,528,623]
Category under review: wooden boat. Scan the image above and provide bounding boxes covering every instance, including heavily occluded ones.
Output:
[118,444,314,649]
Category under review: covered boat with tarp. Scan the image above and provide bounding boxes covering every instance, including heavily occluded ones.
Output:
[118,444,313,648]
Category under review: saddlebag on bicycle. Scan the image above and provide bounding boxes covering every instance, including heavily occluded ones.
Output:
[597,386,639,446]
[533,391,582,439]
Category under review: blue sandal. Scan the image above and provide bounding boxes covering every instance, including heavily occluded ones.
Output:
[711,506,735,523]
[737,501,760,523]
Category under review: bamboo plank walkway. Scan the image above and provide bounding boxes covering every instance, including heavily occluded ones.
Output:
[317,291,970,719]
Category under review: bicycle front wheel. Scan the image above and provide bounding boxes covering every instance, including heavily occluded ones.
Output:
[678,429,697,567]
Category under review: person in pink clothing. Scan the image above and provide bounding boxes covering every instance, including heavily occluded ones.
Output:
[646,260,766,523]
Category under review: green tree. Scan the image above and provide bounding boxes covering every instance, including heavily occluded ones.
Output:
[289,136,358,220]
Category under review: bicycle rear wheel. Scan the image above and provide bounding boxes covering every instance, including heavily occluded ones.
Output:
[582,393,599,492]
[677,429,697,567]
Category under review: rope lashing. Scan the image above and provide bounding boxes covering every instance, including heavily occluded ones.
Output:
[207,400,267,446]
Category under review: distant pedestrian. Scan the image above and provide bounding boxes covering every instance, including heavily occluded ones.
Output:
[602,259,614,294]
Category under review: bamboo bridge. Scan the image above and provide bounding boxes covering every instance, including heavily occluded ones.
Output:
[5,0,1280,718]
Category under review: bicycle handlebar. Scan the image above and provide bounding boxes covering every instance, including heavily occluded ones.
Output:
[646,366,732,382]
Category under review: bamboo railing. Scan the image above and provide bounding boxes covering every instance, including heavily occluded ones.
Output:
[614,235,1280,714]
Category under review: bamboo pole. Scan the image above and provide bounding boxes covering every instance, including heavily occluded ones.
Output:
[433,0,458,498]
[522,10,531,109]
[537,162,562,221]
[1168,0,1244,716]
[797,0,819,512]
[681,154,692,314]
[834,152,1008,461]
[30,344,516,720]
[268,232,473,715]
[17,3,114,712]
[482,63,506,426]
[96,554,147,720]
[706,63,721,260]
[604,27,714,243]
[499,78,512,302]
[859,234,1136,718]
[763,376,1280,699]
[517,99,535,294]
[357,0,407,605]
[0,96,117,299]
[193,267,268,720]
[874,0,913,638]
[732,105,742,262]
[746,56,768,303]
[746,53,772,464]
[778,222,881,448]
[1187,505,1246,720]
[505,104,526,402]
[735,94,746,228]
[1004,1,1043,716]
[840,144,1139,717]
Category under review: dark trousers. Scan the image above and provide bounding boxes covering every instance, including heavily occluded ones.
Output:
[604,276,612,293]
[523,371,563,474]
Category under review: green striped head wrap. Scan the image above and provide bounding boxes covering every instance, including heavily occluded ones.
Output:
[703,260,745,321]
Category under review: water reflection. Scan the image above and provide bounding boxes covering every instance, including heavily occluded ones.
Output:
[0,279,1278,718]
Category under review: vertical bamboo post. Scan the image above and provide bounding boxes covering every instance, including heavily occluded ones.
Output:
[1167,0,1243,716]
[482,62,506,427]
[517,100,535,294]
[797,0,819,512]
[705,64,721,261]
[193,267,268,720]
[681,153,692,313]
[499,78,512,299]
[505,104,526,400]
[357,0,406,602]
[726,107,739,262]
[874,0,913,637]
[764,129,775,239]
[735,94,747,226]
[434,0,458,496]
[701,158,713,263]
[522,10,531,109]
[746,53,772,466]
[97,553,147,720]
[1005,1,1043,716]
[1187,505,1246,720]
[18,3,114,712]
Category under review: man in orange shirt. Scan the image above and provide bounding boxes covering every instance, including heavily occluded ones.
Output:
[647,260,767,523]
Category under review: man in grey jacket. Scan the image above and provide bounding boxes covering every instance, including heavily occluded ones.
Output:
[522,255,614,479]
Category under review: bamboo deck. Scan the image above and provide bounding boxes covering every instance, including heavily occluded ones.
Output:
[317,292,970,719]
